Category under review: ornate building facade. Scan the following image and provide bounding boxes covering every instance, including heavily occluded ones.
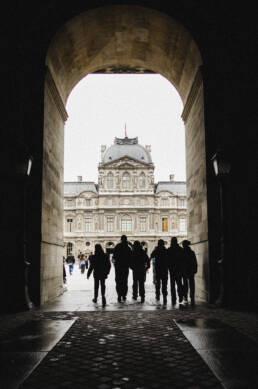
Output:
[63,136,187,257]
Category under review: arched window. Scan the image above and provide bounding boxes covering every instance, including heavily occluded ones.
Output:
[139,173,146,188]
[121,215,132,232]
[67,242,73,256]
[107,172,114,189]
[122,173,130,189]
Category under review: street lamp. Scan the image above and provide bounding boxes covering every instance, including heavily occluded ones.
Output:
[211,150,231,177]
[211,149,231,306]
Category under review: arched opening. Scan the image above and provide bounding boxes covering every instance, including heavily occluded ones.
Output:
[42,5,207,305]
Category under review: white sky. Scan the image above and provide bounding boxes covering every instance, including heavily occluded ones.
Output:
[64,74,186,183]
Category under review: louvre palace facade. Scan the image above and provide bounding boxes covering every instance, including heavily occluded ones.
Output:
[63,136,187,257]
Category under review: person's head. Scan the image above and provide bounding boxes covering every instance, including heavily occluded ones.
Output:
[121,235,127,243]
[95,244,104,255]
[133,240,141,251]
[158,239,165,248]
[171,237,178,245]
[182,240,191,248]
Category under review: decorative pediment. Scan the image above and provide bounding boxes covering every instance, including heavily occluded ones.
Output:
[102,156,151,169]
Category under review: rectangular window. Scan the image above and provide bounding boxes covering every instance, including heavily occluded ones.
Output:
[140,217,146,232]
[107,217,114,232]
[179,218,186,232]
[67,218,73,232]
[161,198,168,207]
[85,218,92,232]
[121,219,132,232]
[86,199,91,206]
[178,198,186,207]
[162,217,168,232]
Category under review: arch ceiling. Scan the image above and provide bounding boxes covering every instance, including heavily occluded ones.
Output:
[46,5,202,105]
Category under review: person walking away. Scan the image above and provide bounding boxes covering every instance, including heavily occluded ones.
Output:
[87,244,111,307]
[63,256,67,284]
[150,239,168,305]
[130,241,150,303]
[182,240,198,306]
[79,254,86,274]
[66,253,75,275]
[113,235,132,303]
[167,237,184,306]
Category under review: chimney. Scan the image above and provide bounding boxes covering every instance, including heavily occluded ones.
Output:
[169,174,174,181]
[77,176,82,182]
[145,145,151,153]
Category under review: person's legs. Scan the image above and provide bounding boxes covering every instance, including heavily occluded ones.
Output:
[161,277,168,305]
[155,276,161,300]
[182,276,188,301]
[189,275,195,305]
[176,276,184,303]
[139,276,145,302]
[121,268,129,300]
[100,278,106,306]
[169,271,177,304]
[132,271,138,300]
[93,278,99,302]
[115,269,122,301]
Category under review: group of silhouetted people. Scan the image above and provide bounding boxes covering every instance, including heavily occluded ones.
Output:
[84,234,197,308]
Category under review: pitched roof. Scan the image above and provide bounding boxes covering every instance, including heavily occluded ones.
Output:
[64,182,98,196]
[155,181,186,195]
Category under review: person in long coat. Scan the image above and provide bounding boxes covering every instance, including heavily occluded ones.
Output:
[167,237,184,305]
[130,241,150,303]
[150,239,168,305]
[87,244,111,307]
[113,235,132,303]
[182,240,198,306]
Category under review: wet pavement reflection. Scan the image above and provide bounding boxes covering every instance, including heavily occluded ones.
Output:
[0,320,75,389]
[176,318,258,389]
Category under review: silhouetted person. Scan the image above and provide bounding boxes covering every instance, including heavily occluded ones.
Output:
[63,256,67,284]
[130,240,150,303]
[113,235,132,302]
[87,244,111,307]
[182,240,198,306]
[167,237,184,305]
[151,239,168,305]
[66,253,75,275]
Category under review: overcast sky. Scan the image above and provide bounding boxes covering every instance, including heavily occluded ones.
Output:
[64,74,186,183]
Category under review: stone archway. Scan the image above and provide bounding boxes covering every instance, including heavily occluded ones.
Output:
[42,5,207,304]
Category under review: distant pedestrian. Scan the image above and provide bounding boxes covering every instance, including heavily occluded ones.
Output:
[113,235,132,303]
[79,254,86,274]
[87,244,111,307]
[167,237,184,305]
[182,240,198,306]
[66,253,75,275]
[130,241,150,303]
[63,256,67,284]
[150,239,168,305]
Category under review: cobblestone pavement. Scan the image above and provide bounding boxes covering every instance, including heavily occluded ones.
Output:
[20,311,222,389]
[1,266,258,389]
